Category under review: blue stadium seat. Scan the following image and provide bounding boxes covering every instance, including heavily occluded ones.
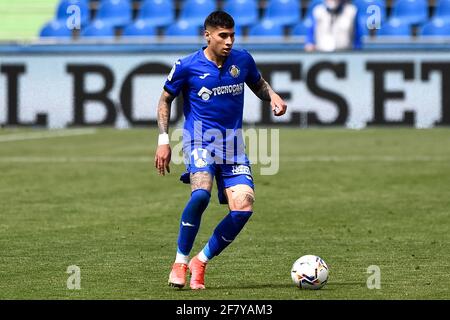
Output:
[81,20,116,38]
[40,20,73,38]
[419,18,450,36]
[355,0,387,27]
[165,20,200,37]
[179,0,217,27]
[55,0,90,27]
[376,18,411,36]
[358,17,370,36]
[122,20,157,37]
[136,0,175,28]
[291,19,312,36]
[95,0,132,27]
[40,0,89,38]
[248,20,284,37]
[433,0,450,19]
[223,0,258,27]
[391,0,428,25]
[263,0,300,26]
[233,25,243,37]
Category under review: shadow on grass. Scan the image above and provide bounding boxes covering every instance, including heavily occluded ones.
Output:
[164,281,366,293]
[205,283,297,290]
[321,282,367,290]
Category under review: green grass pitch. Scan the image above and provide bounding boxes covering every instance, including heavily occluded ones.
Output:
[0,128,449,299]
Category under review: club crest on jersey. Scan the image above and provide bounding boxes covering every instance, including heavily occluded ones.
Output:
[198,87,213,101]
[229,65,240,78]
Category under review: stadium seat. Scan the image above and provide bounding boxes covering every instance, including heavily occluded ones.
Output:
[358,18,370,36]
[262,0,300,26]
[179,0,217,27]
[40,0,89,38]
[165,20,200,37]
[291,19,312,36]
[55,0,90,27]
[122,20,157,37]
[95,0,132,27]
[419,18,450,36]
[433,0,450,20]
[391,0,428,25]
[223,0,258,27]
[233,25,243,37]
[248,20,284,37]
[136,0,175,28]
[40,20,73,38]
[376,18,411,36]
[81,20,116,38]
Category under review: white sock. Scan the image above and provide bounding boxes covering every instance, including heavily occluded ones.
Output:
[175,252,189,264]
[198,250,209,263]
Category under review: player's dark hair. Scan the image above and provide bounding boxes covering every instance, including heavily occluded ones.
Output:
[204,11,235,30]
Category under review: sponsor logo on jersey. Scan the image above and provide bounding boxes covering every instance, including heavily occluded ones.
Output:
[231,165,251,175]
[229,65,240,78]
[212,83,244,96]
[198,87,213,101]
[197,83,244,101]
[199,73,210,79]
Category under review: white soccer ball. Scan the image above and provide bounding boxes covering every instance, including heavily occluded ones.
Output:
[291,255,329,290]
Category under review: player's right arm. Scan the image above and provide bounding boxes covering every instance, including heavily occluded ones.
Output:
[155,59,187,176]
[155,89,175,176]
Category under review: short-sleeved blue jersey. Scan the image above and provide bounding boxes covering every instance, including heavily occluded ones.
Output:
[164,47,261,164]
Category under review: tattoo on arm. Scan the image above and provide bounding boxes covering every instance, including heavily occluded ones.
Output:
[157,90,174,134]
[248,78,275,102]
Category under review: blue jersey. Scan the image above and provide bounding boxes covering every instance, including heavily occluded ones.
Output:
[164,47,261,164]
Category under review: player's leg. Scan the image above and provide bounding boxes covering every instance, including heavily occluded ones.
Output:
[169,171,213,288]
[177,172,213,260]
[199,184,254,261]
[189,168,254,289]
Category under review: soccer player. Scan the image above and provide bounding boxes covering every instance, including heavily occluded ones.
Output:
[154,11,287,290]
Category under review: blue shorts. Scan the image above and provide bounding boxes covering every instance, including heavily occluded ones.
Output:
[180,148,254,205]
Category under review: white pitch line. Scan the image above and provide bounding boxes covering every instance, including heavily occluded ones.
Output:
[0,156,448,163]
[282,156,450,162]
[0,129,97,143]
[0,156,151,163]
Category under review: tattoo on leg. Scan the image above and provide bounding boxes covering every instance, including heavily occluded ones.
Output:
[227,186,255,211]
[233,193,254,211]
[190,172,213,193]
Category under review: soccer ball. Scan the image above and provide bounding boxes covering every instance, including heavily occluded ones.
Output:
[291,255,329,290]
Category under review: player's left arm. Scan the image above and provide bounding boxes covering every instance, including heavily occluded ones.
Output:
[248,77,287,116]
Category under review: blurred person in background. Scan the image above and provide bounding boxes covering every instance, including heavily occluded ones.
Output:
[305,0,364,52]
